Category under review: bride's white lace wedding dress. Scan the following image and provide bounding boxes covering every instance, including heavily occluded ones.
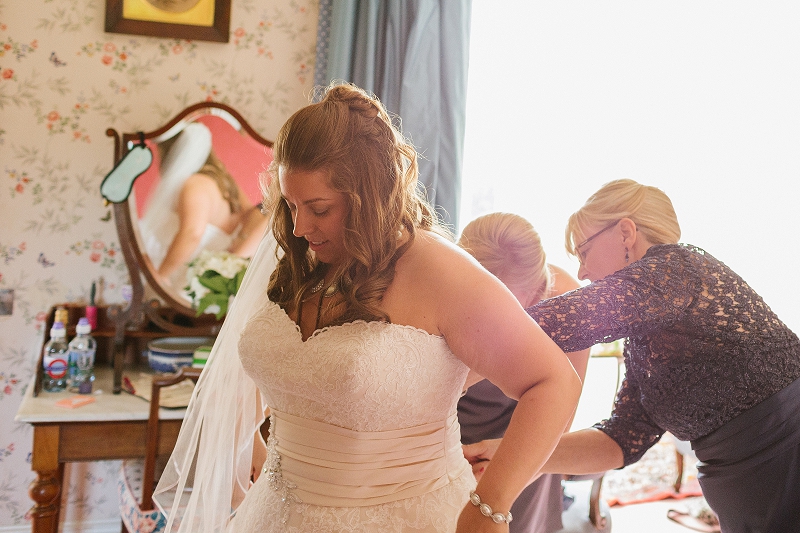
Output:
[228,300,475,532]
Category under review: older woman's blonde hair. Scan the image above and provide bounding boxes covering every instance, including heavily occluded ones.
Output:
[458,213,551,305]
[565,179,681,256]
[263,82,442,324]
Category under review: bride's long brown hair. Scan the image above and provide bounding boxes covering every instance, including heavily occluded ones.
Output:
[262,83,443,324]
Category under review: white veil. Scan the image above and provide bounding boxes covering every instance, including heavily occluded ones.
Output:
[140,122,213,269]
[153,229,278,532]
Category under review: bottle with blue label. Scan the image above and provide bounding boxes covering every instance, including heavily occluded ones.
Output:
[68,317,96,394]
[42,321,69,392]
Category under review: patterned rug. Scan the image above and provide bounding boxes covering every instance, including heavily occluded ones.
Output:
[601,436,704,507]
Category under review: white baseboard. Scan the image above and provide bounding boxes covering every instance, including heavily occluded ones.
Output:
[0,518,120,533]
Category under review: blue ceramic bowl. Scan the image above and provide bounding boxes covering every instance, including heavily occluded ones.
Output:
[147,337,215,373]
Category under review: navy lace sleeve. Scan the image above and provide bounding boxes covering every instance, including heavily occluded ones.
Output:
[597,372,665,465]
[527,245,701,354]
[527,244,800,467]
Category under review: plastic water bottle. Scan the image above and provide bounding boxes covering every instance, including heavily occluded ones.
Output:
[68,317,96,394]
[42,322,69,392]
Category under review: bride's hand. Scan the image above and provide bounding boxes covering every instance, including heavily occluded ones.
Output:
[462,438,502,482]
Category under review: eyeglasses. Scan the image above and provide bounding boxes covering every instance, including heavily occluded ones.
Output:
[575,220,619,264]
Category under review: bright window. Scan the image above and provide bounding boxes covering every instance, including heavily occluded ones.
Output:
[460,2,800,330]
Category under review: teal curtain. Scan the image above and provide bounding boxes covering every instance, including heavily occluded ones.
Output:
[314,0,472,230]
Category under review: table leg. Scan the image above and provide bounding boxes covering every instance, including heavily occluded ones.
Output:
[28,425,62,533]
[674,449,685,493]
[113,338,125,394]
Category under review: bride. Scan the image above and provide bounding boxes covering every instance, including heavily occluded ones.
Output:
[139,121,264,293]
[153,83,581,533]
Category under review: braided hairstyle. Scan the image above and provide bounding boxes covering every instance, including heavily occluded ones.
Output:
[263,82,442,324]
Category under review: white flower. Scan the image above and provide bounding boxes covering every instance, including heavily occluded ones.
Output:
[184,250,249,318]
[187,277,210,301]
[187,250,248,280]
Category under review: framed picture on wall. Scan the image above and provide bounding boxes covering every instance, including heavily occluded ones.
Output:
[105,0,231,43]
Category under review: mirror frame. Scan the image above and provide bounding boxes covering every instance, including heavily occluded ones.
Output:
[106,102,274,343]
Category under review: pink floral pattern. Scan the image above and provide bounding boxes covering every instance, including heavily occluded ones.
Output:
[0,369,21,399]
[0,443,14,461]
[78,41,134,71]
[0,37,38,61]
[0,0,318,527]
[66,238,123,269]
[1,242,25,264]
[41,103,90,141]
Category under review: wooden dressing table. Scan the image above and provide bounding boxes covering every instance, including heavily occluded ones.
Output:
[19,303,216,533]
[17,102,273,533]
[16,366,187,533]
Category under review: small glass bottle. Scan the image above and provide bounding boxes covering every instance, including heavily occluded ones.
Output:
[68,317,96,394]
[42,321,69,392]
[54,306,69,331]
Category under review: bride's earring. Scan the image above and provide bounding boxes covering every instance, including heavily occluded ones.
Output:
[625,247,629,264]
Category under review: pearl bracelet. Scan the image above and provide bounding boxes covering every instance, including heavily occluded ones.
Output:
[468,491,513,524]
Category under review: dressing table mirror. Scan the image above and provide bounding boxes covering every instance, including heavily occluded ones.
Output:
[104,102,273,392]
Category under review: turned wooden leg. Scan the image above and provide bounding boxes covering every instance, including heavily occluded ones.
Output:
[113,338,126,394]
[29,425,62,533]
[674,449,685,493]
[589,474,608,530]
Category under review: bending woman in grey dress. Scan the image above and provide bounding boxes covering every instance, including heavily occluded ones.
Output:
[464,179,800,533]
[457,213,591,533]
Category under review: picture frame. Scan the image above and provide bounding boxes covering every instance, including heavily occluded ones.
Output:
[105,0,231,43]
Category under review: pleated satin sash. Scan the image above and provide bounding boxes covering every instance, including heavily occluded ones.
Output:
[270,409,469,507]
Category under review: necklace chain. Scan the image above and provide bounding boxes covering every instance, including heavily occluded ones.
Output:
[300,277,340,332]
[307,278,338,299]
[309,278,325,294]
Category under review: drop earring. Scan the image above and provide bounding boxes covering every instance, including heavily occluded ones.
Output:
[625,247,630,264]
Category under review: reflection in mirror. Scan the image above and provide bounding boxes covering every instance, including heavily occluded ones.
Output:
[130,109,273,302]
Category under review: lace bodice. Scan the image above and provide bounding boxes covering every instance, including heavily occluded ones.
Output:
[232,300,474,532]
[238,300,469,430]
[528,244,800,465]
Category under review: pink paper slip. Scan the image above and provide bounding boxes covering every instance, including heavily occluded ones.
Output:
[55,396,96,409]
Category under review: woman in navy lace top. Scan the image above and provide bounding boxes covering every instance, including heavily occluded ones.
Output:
[464,179,800,533]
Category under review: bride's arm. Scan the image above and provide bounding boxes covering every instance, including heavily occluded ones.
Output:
[157,175,216,280]
[229,204,269,259]
[418,238,582,533]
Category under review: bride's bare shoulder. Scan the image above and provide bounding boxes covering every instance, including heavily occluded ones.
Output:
[383,230,492,333]
[395,230,494,292]
[403,230,473,268]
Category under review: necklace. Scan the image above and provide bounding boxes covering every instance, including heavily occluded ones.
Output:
[302,278,339,305]
[308,278,338,298]
[299,277,340,332]
[309,278,325,294]
[313,281,338,330]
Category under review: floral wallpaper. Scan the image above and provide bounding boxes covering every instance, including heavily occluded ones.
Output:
[0,0,319,528]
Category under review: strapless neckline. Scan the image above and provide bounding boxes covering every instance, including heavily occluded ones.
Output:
[264,300,444,343]
[234,297,474,530]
